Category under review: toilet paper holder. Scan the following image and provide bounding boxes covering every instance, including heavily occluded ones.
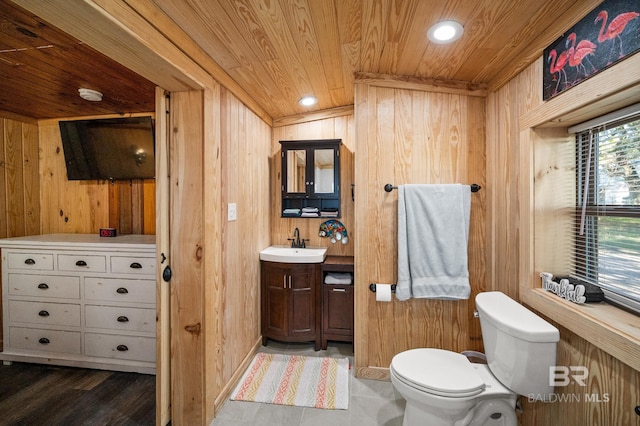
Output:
[369,283,396,293]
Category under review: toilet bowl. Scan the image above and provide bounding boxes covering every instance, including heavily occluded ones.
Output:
[391,348,517,425]
[390,292,559,426]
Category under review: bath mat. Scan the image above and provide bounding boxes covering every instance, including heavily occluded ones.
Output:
[230,352,349,410]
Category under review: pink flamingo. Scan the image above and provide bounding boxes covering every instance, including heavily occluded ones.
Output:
[565,33,597,79]
[548,48,569,94]
[595,10,640,62]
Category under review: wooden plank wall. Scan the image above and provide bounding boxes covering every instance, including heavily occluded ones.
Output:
[0,116,40,238]
[215,87,271,410]
[353,83,486,379]
[0,115,40,348]
[164,86,272,423]
[486,59,640,425]
[271,113,355,257]
[38,117,155,235]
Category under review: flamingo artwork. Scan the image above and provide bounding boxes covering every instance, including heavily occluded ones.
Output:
[595,10,640,62]
[543,0,640,101]
[565,33,597,80]
[547,48,569,94]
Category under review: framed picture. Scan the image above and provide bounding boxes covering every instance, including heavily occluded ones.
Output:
[543,0,640,101]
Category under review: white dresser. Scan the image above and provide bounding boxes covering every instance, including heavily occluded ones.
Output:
[0,234,156,374]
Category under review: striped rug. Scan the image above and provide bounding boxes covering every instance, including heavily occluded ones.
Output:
[230,352,349,410]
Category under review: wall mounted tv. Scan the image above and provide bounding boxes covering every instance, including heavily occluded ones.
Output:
[59,116,155,181]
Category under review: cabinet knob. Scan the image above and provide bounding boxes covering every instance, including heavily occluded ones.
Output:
[130,262,142,269]
[116,344,129,352]
[38,310,50,317]
[75,260,87,267]
[38,338,50,345]
[37,283,49,290]
[117,316,129,323]
[24,258,35,265]
[116,287,129,294]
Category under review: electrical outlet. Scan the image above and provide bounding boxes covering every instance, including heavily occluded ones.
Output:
[228,203,237,221]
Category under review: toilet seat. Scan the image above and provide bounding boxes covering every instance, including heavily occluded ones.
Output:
[391,348,485,398]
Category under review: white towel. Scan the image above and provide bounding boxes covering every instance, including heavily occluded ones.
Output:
[396,184,471,300]
[325,273,353,285]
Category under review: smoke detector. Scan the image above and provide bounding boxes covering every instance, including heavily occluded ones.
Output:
[78,88,103,102]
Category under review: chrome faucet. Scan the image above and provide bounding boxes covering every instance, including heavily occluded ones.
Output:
[289,228,307,248]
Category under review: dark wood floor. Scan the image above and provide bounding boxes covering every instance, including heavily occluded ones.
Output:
[0,362,155,425]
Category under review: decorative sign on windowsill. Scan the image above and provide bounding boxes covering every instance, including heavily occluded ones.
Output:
[540,272,587,304]
[540,272,606,305]
[542,0,640,101]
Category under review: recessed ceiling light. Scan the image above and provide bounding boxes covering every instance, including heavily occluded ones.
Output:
[299,96,317,106]
[78,88,103,102]
[427,20,464,44]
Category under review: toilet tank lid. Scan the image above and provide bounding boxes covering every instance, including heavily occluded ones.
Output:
[475,292,559,343]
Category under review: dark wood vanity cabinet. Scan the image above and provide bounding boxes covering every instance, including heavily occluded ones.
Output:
[321,256,354,350]
[261,261,321,350]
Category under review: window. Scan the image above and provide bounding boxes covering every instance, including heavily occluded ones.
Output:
[574,112,640,314]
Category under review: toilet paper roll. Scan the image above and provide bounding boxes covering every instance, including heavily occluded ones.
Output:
[376,284,392,302]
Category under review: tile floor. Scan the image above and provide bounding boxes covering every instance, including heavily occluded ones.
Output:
[210,341,406,426]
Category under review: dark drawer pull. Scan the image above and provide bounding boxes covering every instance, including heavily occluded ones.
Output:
[130,262,142,269]
[75,260,87,267]
[37,283,49,290]
[332,288,347,292]
[116,287,129,294]
[38,310,50,317]
[116,344,128,352]
[24,258,36,265]
[117,316,129,323]
[38,338,50,345]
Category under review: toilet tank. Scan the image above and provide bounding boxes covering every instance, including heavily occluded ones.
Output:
[476,291,559,400]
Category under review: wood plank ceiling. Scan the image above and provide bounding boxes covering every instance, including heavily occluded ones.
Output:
[2,0,602,120]
[0,1,155,119]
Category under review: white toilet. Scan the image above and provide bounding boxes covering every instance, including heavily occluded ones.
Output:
[390,291,560,426]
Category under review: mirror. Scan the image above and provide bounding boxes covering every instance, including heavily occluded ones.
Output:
[313,149,334,193]
[286,149,306,193]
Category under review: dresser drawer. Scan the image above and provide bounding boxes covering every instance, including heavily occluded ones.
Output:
[84,333,155,362]
[110,256,156,276]
[58,254,106,273]
[8,274,80,299]
[9,327,81,354]
[9,300,81,327]
[84,278,155,304]
[85,305,156,334]
[6,252,54,271]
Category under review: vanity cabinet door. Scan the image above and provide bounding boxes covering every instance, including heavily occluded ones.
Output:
[288,264,316,338]
[261,262,289,340]
[323,285,354,336]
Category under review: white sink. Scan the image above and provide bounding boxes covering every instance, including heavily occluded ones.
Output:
[259,245,327,263]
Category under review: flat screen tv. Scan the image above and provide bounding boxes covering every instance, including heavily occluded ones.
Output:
[59,116,155,181]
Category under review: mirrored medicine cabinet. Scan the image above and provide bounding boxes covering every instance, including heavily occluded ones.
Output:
[280,139,341,218]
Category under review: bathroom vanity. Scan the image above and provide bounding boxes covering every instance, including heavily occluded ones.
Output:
[260,253,354,351]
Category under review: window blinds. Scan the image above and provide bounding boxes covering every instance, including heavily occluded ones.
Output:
[573,115,640,311]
